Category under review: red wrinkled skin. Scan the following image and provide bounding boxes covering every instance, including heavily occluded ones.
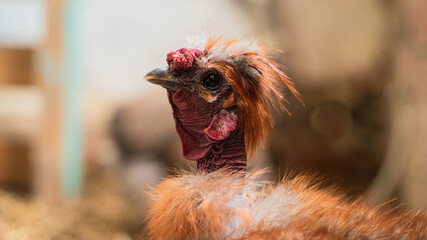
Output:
[168,89,246,172]
[170,88,212,161]
[204,110,238,141]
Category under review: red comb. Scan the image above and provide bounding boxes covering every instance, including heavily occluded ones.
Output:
[166,48,203,70]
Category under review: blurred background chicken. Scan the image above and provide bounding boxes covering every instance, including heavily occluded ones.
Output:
[0,0,426,239]
[144,37,426,239]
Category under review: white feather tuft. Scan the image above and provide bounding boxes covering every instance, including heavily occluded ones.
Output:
[186,33,210,49]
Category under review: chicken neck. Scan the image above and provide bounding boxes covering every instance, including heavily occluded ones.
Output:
[167,89,247,173]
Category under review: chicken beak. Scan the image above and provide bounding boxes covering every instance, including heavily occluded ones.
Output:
[144,66,185,91]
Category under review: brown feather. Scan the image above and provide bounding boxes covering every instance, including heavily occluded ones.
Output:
[198,37,303,156]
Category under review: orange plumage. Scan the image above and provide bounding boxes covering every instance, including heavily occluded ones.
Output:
[201,37,303,155]
[148,170,426,239]
[144,37,426,239]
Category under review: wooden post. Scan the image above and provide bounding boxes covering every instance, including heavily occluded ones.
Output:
[33,0,84,200]
[32,0,64,200]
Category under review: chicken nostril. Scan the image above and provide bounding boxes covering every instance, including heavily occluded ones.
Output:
[172,70,183,77]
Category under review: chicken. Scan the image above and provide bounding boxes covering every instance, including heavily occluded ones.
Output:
[143,37,427,239]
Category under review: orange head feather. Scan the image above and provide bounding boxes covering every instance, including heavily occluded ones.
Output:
[198,36,303,155]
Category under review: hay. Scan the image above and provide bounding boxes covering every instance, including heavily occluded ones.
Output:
[0,167,146,240]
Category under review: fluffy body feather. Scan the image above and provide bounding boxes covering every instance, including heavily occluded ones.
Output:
[148,170,427,239]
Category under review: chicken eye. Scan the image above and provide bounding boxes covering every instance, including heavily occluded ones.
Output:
[202,72,222,90]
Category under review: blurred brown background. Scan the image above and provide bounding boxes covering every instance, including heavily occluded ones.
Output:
[0,0,426,239]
